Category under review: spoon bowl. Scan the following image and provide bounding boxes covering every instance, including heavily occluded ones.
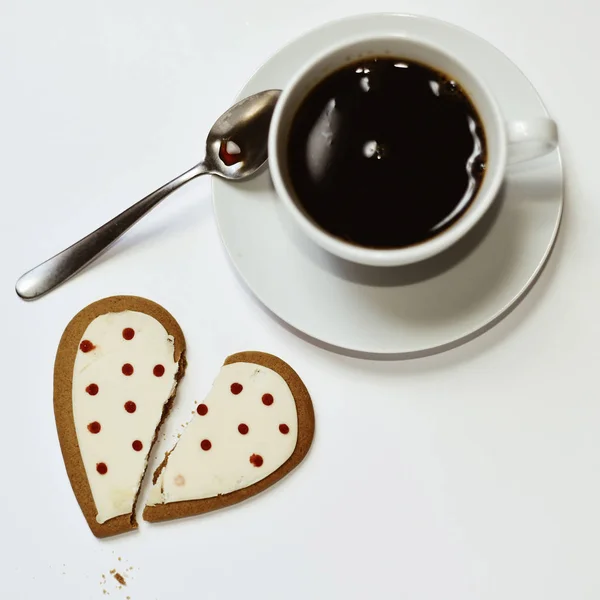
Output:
[205,89,281,179]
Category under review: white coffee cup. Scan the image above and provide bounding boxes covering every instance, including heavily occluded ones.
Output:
[268,34,558,267]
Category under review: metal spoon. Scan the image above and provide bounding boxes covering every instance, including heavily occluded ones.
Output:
[15,89,281,300]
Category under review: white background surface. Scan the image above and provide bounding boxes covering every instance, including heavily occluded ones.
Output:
[0,1,597,599]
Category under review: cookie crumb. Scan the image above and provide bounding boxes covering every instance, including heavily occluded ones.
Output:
[114,573,126,586]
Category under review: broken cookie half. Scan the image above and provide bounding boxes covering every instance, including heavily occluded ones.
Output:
[54,296,186,537]
[143,351,315,523]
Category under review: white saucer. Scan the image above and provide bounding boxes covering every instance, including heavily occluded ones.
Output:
[213,13,563,357]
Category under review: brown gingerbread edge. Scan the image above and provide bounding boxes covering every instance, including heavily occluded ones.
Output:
[54,295,187,538]
[142,351,315,523]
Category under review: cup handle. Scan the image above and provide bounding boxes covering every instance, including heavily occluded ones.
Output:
[506,118,558,165]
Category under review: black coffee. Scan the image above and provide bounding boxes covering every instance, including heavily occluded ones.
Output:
[286,57,487,248]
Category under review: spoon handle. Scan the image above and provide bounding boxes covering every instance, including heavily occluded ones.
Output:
[16,162,208,300]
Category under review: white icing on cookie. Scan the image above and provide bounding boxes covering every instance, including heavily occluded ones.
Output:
[72,311,179,524]
[148,362,298,505]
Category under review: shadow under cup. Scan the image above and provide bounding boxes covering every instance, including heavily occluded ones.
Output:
[268,34,508,268]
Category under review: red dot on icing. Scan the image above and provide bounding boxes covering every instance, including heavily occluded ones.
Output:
[86,383,99,396]
[238,423,249,435]
[132,440,143,452]
[122,363,134,376]
[231,382,243,395]
[279,424,290,434]
[153,364,165,377]
[87,421,101,434]
[200,439,212,451]
[124,401,137,413]
[197,403,208,416]
[79,339,95,353]
[249,453,264,467]
[122,328,135,340]
[96,462,108,475]
[262,393,274,406]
